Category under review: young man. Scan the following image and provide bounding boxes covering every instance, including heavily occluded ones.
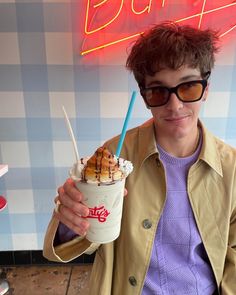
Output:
[43,22,236,294]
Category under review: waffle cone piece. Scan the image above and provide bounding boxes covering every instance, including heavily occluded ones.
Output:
[82,147,124,183]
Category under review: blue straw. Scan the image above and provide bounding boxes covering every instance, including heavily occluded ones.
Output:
[115,90,137,157]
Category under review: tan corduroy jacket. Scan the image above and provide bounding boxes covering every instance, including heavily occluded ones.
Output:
[43,119,236,295]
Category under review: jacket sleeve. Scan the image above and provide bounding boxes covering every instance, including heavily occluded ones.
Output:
[221,199,236,294]
[43,212,100,263]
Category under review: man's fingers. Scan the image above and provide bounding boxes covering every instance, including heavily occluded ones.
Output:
[124,188,128,197]
[59,191,89,217]
[54,205,90,236]
[63,180,85,202]
[56,179,89,217]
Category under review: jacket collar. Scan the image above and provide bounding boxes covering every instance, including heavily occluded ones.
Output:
[137,118,223,177]
[198,121,223,177]
[138,119,159,168]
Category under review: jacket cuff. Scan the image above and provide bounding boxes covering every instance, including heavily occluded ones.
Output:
[43,213,100,263]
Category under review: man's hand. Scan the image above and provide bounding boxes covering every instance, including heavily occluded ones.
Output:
[54,178,90,236]
[54,178,128,236]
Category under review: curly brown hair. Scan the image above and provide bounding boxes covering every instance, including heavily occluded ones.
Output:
[126,21,220,88]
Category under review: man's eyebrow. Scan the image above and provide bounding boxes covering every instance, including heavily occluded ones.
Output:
[146,74,201,87]
[146,80,163,87]
[179,74,201,81]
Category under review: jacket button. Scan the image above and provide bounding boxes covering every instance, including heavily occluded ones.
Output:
[129,276,137,286]
[142,219,152,229]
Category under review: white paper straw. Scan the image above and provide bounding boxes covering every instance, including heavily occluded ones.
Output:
[62,105,80,162]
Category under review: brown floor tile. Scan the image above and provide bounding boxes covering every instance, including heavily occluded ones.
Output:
[67,265,92,295]
[4,265,71,295]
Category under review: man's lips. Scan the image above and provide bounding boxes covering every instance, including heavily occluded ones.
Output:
[164,115,189,121]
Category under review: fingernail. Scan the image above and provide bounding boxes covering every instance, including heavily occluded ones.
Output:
[81,220,88,229]
[82,209,89,217]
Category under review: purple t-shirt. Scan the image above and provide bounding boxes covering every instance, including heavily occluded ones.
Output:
[142,136,216,294]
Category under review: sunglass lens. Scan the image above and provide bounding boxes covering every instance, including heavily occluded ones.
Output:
[178,82,203,101]
[146,87,169,106]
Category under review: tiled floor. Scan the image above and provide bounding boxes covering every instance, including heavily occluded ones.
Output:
[0,264,92,295]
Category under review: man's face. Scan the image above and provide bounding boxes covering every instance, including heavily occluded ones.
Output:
[144,65,208,140]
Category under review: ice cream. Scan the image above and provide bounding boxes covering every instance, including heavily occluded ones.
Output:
[61,100,135,243]
[70,146,133,185]
[69,146,133,243]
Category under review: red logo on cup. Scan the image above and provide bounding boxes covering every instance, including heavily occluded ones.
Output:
[87,205,110,222]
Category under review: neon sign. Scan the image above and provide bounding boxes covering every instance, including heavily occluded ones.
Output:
[81,0,236,55]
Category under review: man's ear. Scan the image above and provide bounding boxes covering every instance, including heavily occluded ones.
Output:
[202,84,209,101]
[145,103,151,109]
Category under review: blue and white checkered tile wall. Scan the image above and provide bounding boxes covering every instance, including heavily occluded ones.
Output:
[0,1,235,251]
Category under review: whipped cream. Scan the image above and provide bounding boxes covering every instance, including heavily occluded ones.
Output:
[70,155,133,185]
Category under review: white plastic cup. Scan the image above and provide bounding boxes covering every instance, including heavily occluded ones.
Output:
[75,179,125,244]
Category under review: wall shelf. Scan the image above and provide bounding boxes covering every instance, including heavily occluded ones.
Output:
[0,165,8,211]
[0,165,8,178]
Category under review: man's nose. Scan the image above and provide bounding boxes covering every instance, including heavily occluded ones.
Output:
[165,92,183,110]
